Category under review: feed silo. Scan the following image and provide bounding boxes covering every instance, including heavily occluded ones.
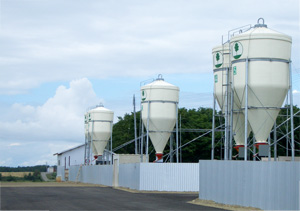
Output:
[141,75,179,162]
[88,105,114,159]
[213,43,230,112]
[230,18,292,146]
[212,43,251,153]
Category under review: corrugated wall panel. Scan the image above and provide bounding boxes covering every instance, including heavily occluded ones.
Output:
[57,166,65,181]
[69,165,80,181]
[199,161,300,210]
[139,163,199,192]
[118,163,140,190]
[69,165,113,186]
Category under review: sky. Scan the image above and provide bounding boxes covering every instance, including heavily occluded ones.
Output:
[0,0,299,167]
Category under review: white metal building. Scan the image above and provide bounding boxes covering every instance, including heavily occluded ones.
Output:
[54,144,86,169]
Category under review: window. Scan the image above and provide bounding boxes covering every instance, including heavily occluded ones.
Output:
[69,156,70,167]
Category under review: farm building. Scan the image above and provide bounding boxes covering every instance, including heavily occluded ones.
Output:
[54,144,85,170]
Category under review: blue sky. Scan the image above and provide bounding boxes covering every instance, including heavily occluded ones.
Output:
[0,0,299,167]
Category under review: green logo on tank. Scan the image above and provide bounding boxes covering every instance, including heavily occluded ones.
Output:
[141,90,147,101]
[214,75,218,83]
[214,51,223,68]
[233,66,237,75]
[232,42,243,59]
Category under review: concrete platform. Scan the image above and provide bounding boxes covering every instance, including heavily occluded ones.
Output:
[0,182,226,210]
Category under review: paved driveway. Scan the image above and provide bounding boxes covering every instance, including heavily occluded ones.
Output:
[1,186,227,210]
[41,172,50,181]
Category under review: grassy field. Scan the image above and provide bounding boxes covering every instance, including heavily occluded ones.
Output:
[1,172,34,177]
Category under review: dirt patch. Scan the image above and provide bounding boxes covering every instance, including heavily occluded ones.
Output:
[114,186,198,194]
[189,198,261,211]
[0,181,107,187]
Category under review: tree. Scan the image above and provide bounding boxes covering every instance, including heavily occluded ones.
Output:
[234,43,239,52]
[216,53,220,61]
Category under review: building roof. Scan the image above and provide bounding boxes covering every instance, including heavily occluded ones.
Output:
[53,144,85,156]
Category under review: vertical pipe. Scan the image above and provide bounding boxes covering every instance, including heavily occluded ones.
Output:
[140,102,144,162]
[268,134,271,161]
[110,121,113,164]
[146,101,150,162]
[84,119,88,165]
[286,95,289,157]
[180,114,182,162]
[289,62,295,161]
[224,67,229,160]
[176,103,179,163]
[91,121,94,165]
[133,95,137,154]
[244,58,249,161]
[253,137,256,161]
[274,122,277,161]
[141,122,144,162]
[212,96,216,160]
[170,133,173,163]
[229,67,234,160]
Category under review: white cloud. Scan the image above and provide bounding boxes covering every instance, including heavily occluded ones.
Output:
[0,78,101,166]
[0,0,298,95]
[9,143,21,146]
[0,78,100,142]
[293,90,300,94]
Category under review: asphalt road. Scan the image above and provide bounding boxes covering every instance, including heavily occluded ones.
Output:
[1,186,226,210]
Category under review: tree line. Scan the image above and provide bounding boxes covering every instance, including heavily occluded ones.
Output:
[112,106,300,162]
[0,165,48,172]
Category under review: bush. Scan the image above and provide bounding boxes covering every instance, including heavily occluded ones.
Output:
[23,171,42,182]
[7,175,16,181]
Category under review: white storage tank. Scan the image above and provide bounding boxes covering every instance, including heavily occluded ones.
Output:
[141,75,179,162]
[230,18,292,146]
[88,105,114,159]
[212,43,230,112]
[212,43,251,151]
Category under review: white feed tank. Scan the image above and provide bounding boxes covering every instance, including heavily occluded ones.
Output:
[141,75,179,162]
[212,43,251,151]
[230,18,292,146]
[212,43,230,112]
[88,105,114,159]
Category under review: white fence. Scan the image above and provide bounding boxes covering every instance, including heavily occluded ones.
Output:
[119,163,140,190]
[69,165,113,186]
[57,166,65,181]
[118,163,199,192]
[199,160,300,210]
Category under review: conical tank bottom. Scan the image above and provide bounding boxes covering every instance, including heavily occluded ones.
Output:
[92,140,109,156]
[142,116,176,154]
[245,80,287,143]
[232,112,251,146]
[248,109,280,143]
[149,132,172,154]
